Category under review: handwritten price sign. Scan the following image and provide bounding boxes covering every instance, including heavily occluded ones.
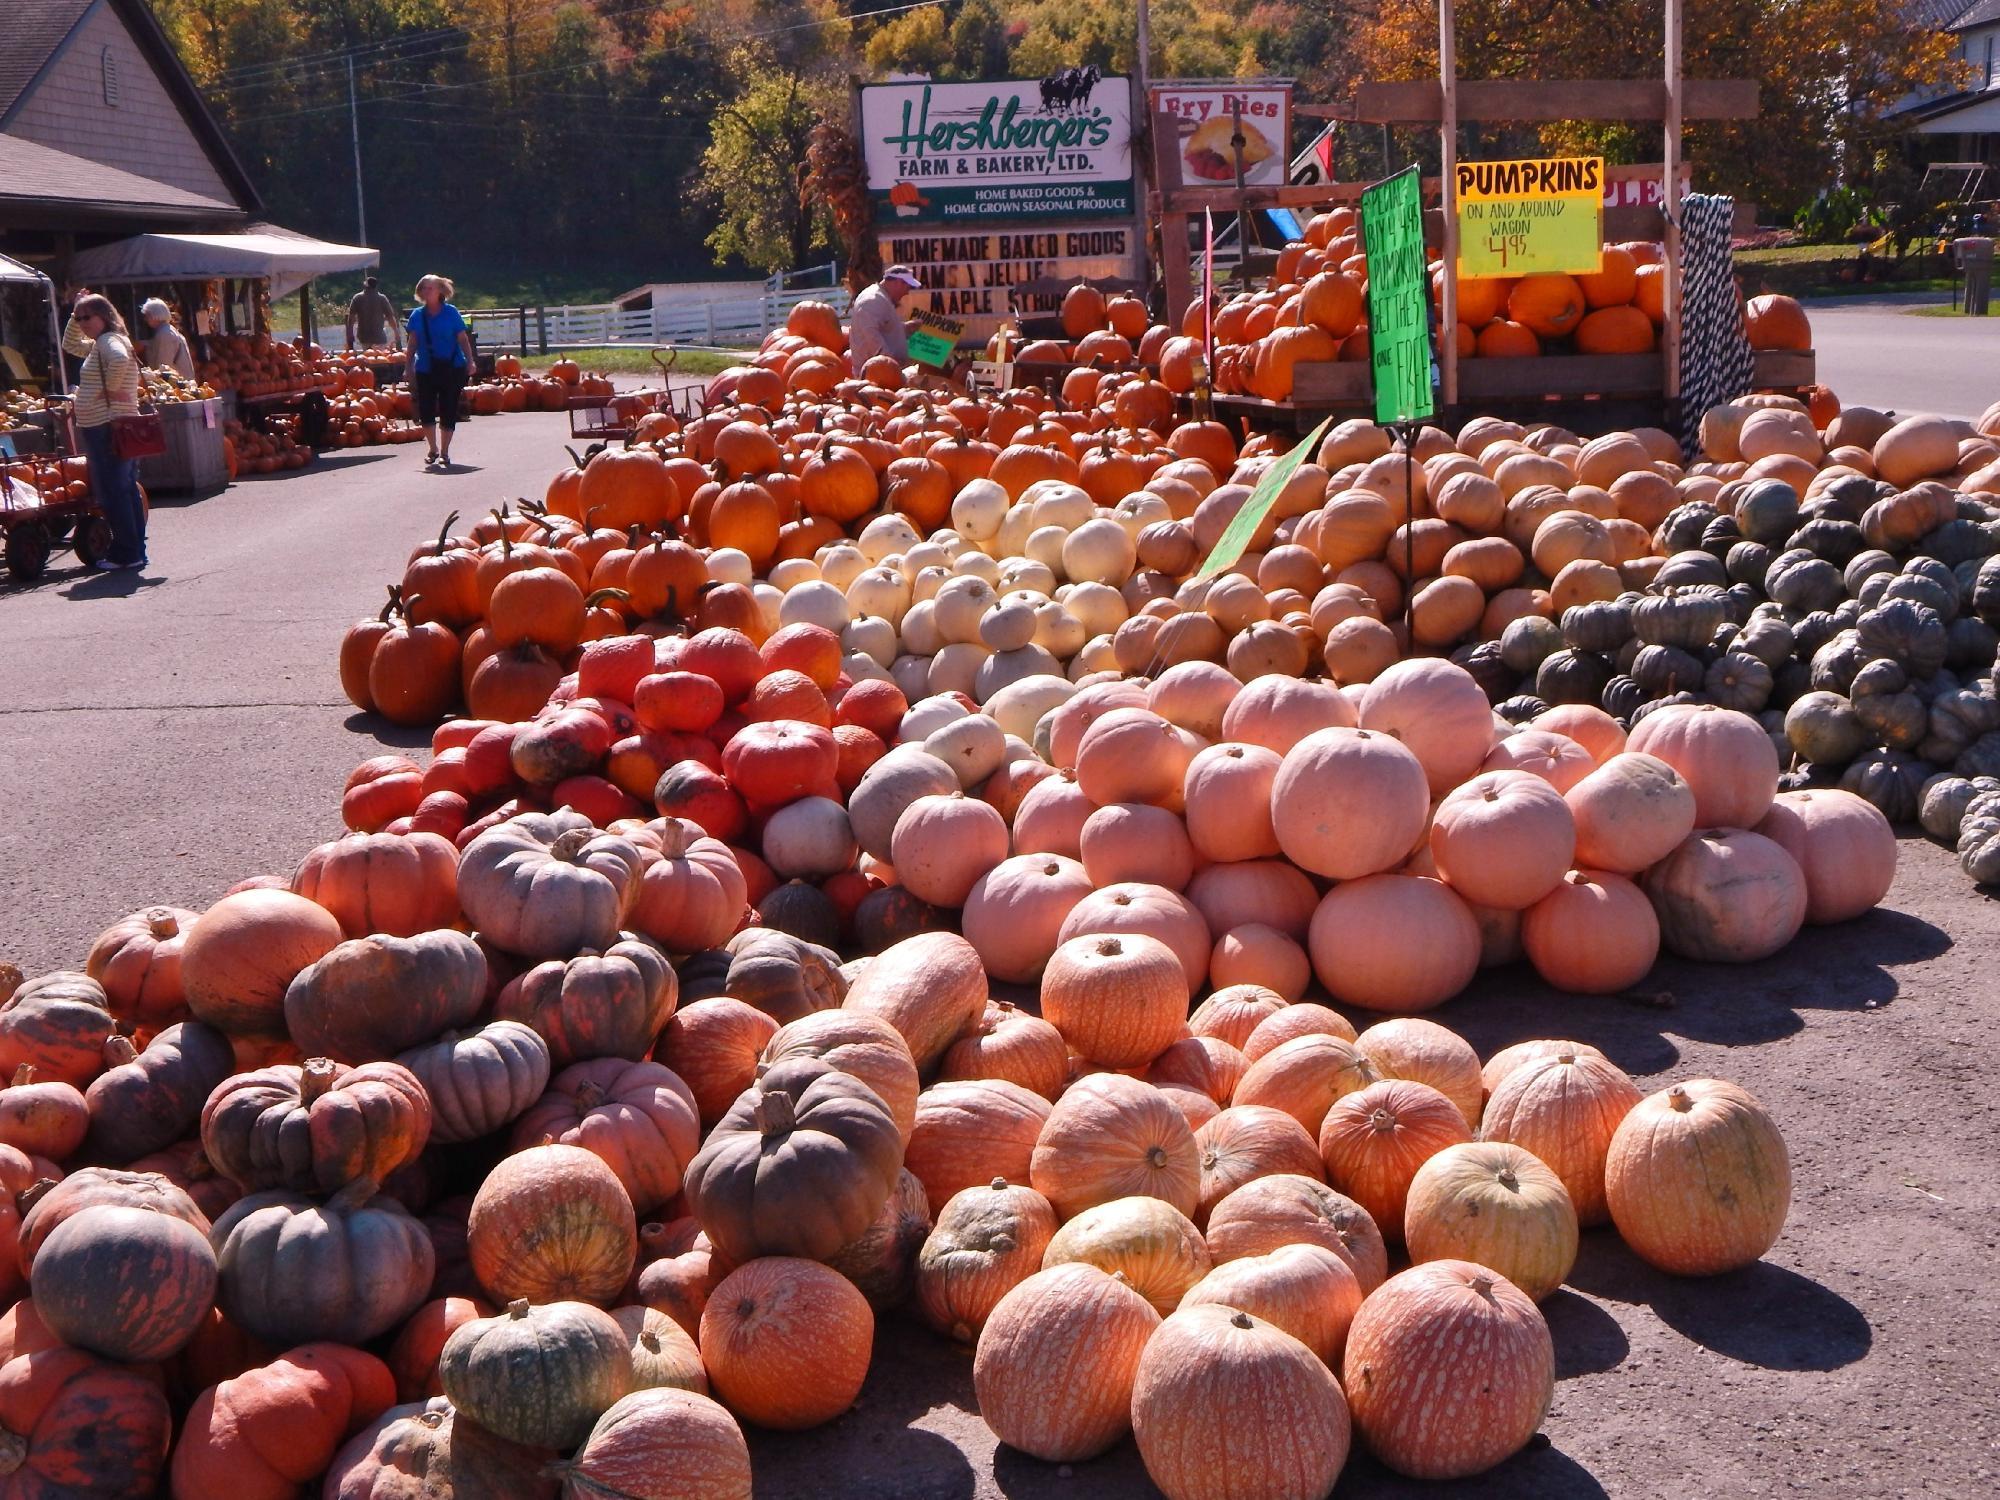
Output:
[1455,157,1604,280]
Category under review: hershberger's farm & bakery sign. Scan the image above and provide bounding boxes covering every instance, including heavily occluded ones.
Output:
[860,77,1135,224]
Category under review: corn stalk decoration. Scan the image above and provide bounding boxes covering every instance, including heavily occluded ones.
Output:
[805,120,880,292]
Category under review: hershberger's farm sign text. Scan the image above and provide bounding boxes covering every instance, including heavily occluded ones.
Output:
[860,78,1134,224]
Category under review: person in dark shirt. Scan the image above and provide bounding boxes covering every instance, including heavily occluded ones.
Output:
[346,275,398,352]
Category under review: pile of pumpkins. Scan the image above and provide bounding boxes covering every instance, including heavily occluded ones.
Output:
[0,655,1805,1496]
[960,222,1814,403]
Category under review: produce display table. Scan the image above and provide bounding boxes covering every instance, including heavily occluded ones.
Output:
[139,398,229,496]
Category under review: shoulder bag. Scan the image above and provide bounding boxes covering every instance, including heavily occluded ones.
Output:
[97,337,165,460]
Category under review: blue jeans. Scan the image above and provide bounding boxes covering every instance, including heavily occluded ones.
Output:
[79,422,147,566]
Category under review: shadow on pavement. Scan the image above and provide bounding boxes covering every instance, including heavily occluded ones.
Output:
[308,451,396,473]
[1567,1236,1871,1373]
[1544,1289,1630,1380]
[1337,1441,1610,1498]
[341,710,437,750]
[59,570,165,601]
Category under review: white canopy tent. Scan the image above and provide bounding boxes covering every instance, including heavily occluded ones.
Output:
[0,251,66,394]
[67,229,378,299]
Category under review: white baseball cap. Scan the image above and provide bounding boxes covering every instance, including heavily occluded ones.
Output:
[883,265,922,288]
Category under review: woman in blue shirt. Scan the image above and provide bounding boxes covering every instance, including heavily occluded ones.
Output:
[405,274,473,469]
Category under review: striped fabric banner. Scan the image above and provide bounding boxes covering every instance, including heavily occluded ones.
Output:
[1676,193,1756,457]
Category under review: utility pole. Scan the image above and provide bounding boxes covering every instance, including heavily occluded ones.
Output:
[347,53,366,244]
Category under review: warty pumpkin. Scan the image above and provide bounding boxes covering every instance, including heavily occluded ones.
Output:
[915,1177,1060,1344]
[468,1143,637,1306]
[282,929,487,1064]
[972,1263,1161,1461]
[1355,1018,1484,1131]
[170,1343,396,1500]
[681,1054,904,1265]
[212,1183,436,1347]
[699,1257,873,1430]
[201,1056,432,1195]
[0,971,116,1087]
[1040,931,1187,1070]
[1132,1304,1351,1500]
[511,1058,700,1215]
[323,1396,556,1500]
[1342,1260,1554,1479]
[440,1299,633,1451]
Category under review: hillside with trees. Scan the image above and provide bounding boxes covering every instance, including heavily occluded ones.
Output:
[148,0,1959,301]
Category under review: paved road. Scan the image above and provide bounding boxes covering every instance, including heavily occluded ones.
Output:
[1803,298,2000,422]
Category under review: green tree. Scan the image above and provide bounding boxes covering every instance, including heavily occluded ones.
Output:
[865,5,950,76]
[698,50,842,272]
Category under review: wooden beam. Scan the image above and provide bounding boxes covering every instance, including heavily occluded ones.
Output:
[1438,0,1459,408]
[1663,0,1685,406]
[1354,77,1756,125]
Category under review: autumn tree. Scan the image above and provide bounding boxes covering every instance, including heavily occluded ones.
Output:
[697,49,843,272]
[1354,0,1963,215]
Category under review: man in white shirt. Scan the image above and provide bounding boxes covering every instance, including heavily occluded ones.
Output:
[847,265,922,365]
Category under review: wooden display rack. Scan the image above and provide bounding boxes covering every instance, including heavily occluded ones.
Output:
[1151,0,1808,431]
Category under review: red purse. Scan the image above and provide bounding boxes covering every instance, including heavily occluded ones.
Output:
[95,341,166,460]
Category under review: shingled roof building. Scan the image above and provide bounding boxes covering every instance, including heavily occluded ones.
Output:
[1892,0,2000,168]
[0,0,260,260]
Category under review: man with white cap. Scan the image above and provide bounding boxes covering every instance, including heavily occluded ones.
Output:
[846,264,922,366]
[137,298,195,379]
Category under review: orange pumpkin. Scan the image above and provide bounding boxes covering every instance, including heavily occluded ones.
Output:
[1743,293,1811,350]
[972,1263,1160,1461]
[467,1142,637,1305]
[937,1002,1070,1101]
[1203,1173,1388,1294]
[1574,304,1656,354]
[1040,932,1186,1070]
[1041,1194,1211,1315]
[1357,656,1494,794]
[1192,1105,1325,1226]
[699,1257,871,1430]
[1132,1304,1351,1500]
[1030,1074,1201,1221]
[1177,1241,1363,1365]
[1522,868,1660,993]
[1564,751,1697,873]
[915,1177,1059,1343]
[1428,770,1576,911]
[170,1343,396,1499]
[1341,1260,1554,1479]
[1306,876,1481,1014]
[1752,789,1897,925]
[905,1080,1052,1216]
[1355,1018,1483,1130]
[1604,1078,1791,1275]
[1624,703,1778,829]
[1269,728,1429,880]
[180,890,343,1040]
[1316,1079,1472,1241]
[1477,1046,1641,1226]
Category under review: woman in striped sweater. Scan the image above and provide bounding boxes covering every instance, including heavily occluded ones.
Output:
[62,293,148,571]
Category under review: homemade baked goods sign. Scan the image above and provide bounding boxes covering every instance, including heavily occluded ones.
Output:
[1150,82,1292,188]
[1455,156,1606,278]
[874,226,1140,342]
[861,78,1135,224]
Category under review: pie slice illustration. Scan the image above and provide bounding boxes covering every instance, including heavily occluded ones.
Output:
[1185,116,1274,181]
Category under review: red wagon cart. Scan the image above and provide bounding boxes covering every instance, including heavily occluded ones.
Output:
[1,453,114,581]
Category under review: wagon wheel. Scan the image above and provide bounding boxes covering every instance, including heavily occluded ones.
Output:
[5,520,51,582]
[73,513,114,568]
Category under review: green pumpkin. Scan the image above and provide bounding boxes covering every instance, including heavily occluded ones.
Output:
[1705,652,1774,713]
[440,1299,635,1451]
[1631,589,1727,649]
[1735,479,1801,544]
[1839,749,1928,824]
[1955,788,2000,883]
[1785,690,1870,767]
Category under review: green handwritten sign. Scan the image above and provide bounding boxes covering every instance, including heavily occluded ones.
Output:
[1360,166,1435,426]
[906,309,965,370]
[1195,415,1332,579]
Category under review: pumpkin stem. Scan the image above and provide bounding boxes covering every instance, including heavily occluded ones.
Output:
[752,1088,798,1136]
[989,1177,1010,1191]
[376,585,400,624]
[0,1430,26,1475]
[0,965,18,1006]
[1497,1166,1520,1192]
[329,1176,379,1210]
[299,1057,340,1104]
[1229,1311,1254,1330]
[433,510,460,557]
[574,1082,607,1110]
[507,1299,532,1318]
[1667,1085,1694,1112]
[584,587,630,611]
[550,828,593,863]
[102,1034,139,1068]
[8,1065,33,1088]
[144,908,180,938]
[16,1179,56,1214]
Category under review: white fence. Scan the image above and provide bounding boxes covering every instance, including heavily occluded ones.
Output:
[465,285,850,353]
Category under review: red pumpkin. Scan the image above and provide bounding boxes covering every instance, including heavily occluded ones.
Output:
[0,972,115,1089]
[181,890,344,1041]
[85,906,196,1037]
[201,1056,432,1195]
[291,832,460,940]
[170,1343,397,1500]
[625,820,750,955]
[387,1295,493,1404]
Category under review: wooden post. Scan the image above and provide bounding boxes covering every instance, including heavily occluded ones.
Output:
[1438,0,1460,409]
[1133,0,1154,309]
[1663,0,1684,408]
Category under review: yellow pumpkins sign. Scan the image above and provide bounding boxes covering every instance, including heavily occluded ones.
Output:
[1455,157,1605,280]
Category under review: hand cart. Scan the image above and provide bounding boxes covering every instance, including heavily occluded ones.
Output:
[566,347,704,438]
[1,451,113,582]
